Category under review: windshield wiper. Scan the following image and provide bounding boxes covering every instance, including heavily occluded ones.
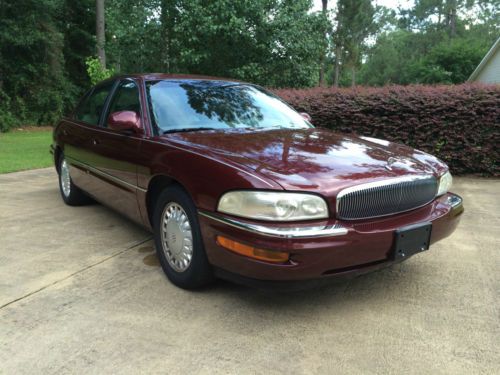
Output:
[161,127,218,134]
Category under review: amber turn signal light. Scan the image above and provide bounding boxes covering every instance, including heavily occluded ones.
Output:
[216,236,289,263]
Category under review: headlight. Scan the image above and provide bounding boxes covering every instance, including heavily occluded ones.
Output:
[217,191,329,221]
[437,171,453,196]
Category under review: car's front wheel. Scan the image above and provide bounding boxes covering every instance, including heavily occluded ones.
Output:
[58,155,91,206]
[153,185,213,289]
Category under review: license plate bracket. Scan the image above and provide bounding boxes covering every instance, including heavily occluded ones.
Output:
[393,222,432,261]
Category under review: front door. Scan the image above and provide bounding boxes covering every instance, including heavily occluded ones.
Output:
[84,79,145,223]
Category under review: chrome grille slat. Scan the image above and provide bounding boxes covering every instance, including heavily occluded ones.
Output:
[336,175,438,220]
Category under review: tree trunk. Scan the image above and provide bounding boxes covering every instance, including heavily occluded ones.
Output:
[333,44,341,87]
[96,0,106,69]
[351,65,356,87]
[449,4,457,37]
[160,0,177,73]
[319,56,325,87]
[45,22,63,77]
[437,0,442,25]
[318,0,328,86]
[319,60,325,86]
[445,0,457,37]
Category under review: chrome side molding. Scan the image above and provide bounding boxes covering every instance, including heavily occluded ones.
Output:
[198,211,348,238]
[65,155,147,193]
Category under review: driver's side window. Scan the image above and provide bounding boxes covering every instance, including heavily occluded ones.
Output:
[105,80,141,127]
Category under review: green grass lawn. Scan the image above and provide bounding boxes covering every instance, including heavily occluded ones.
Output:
[0,130,53,173]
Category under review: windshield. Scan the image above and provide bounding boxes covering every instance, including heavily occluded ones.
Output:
[146,80,312,133]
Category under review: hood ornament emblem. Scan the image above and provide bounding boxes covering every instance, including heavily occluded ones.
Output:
[385,156,418,171]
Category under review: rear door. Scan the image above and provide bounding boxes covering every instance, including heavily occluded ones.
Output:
[63,80,116,195]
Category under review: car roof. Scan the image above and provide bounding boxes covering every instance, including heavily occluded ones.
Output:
[107,73,244,84]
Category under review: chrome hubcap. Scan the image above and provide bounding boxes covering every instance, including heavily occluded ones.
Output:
[161,203,193,272]
[60,159,71,197]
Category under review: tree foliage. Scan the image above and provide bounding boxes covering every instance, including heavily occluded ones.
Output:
[105,0,324,88]
[331,0,376,86]
[1,0,74,129]
[359,0,498,86]
[85,57,114,85]
[0,0,498,131]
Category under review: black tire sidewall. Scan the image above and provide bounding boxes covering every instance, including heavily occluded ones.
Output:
[153,185,212,289]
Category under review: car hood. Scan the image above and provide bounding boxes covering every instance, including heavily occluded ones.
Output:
[162,128,447,196]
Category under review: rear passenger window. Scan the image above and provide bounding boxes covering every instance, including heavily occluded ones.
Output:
[75,81,114,125]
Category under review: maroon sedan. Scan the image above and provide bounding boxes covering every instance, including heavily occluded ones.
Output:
[51,74,463,289]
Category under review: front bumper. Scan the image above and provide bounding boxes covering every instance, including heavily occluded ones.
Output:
[198,193,463,283]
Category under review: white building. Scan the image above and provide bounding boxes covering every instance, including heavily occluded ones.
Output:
[468,37,500,84]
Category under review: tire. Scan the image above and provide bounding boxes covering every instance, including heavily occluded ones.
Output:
[58,154,91,206]
[153,185,213,289]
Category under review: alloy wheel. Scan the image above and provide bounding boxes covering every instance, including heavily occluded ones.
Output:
[60,158,71,197]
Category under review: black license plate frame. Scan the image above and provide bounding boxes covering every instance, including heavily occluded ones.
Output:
[393,222,432,261]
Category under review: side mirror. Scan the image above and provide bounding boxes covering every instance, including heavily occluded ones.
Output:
[108,111,142,134]
[300,112,312,123]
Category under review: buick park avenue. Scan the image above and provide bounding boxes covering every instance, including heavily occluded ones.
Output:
[51,74,463,289]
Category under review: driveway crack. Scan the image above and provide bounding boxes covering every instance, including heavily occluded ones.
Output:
[0,236,153,310]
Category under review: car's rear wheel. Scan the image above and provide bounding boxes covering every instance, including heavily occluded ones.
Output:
[153,185,213,289]
[58,155,91,206]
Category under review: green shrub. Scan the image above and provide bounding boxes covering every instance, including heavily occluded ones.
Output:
[0,90,16,133]
[85,57,115,85]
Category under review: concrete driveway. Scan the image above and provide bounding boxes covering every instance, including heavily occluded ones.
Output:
[0,168,498,374]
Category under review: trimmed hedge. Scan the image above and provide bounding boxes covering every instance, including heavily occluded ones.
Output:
[274,84,500,176]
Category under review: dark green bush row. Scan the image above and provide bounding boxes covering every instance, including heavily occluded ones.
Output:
[274,84,500,176]
[0,82,79,133]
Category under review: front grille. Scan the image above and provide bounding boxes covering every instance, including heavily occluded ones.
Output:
[336,175,438,220]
